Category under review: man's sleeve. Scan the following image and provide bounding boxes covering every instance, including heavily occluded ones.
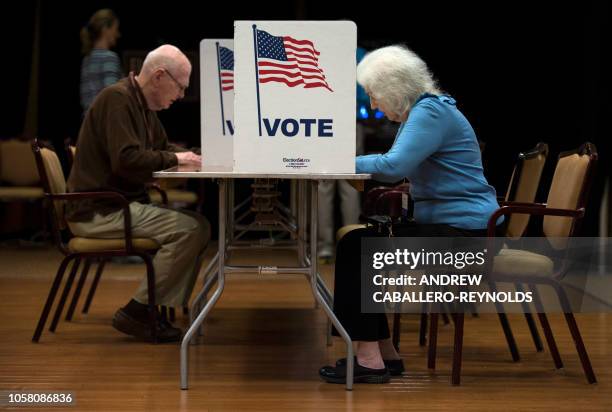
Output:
[356,101,446,182]
[105,98,178,182]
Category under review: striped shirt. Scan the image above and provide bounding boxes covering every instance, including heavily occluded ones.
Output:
[80,49,122,111]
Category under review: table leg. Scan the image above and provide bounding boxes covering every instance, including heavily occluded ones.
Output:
[181,178,228,390]
[308,180,353,390]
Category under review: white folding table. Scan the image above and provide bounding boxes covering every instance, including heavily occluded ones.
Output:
[153,166,370,390]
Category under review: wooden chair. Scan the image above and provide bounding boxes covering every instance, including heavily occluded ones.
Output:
[65,142,190,322]
[432,142,598,385]
[0,138,45,237]
[31,139,161,343]
[394,144,550,354]
[500,142,549,353]
[503,142,549,238]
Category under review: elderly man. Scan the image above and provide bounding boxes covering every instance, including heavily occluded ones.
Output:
[67,45,210,342]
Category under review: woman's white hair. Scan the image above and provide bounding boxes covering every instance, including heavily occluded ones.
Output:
[357,45,440,116]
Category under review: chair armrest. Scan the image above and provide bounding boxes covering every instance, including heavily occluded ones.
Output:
[147,182,168,205]
[487,204,584,237]
[498,201,547,208]
[47,191,135,252]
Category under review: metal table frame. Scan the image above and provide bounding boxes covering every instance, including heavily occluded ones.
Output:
[153,168,370,391]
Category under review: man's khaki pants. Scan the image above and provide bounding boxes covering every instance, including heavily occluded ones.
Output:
[68,202,211,307]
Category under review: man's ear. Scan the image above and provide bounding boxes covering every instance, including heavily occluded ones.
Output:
[152,68,165,83]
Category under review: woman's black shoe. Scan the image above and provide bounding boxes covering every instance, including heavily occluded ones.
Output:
[319,361,390,384]
[336,357,405,376]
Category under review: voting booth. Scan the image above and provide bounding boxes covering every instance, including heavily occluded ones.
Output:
[180,21,365,391]
[201,22,356,173]
[233,21,357,173]
[200,39,235,171]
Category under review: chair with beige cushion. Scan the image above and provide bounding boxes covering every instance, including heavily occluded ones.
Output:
[496,143,550,354]
[0,139,45,236]
[66,143,189,322]
[395,144,550,355]
[502,142,549,239]
[31,139,160,343]
[431,143,598,385]
[0,138,44,200]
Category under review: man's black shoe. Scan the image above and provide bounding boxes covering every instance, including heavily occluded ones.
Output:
[112,308,182,343]
[319,361,390,384]
[336,357,405,376]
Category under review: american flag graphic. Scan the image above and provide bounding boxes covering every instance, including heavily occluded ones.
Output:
[255,29,333,92]
[219,46,234,91]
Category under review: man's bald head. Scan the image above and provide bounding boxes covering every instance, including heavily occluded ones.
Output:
[140,44,191,79]
[135,44,192,111]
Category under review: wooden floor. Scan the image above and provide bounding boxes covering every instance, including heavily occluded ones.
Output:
[1,241,611,411]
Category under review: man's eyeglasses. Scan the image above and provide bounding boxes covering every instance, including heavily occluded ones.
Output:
[162,68,188,94]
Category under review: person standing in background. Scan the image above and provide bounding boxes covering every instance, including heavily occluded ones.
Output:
[80,9,122,113]
[79,9,137,266]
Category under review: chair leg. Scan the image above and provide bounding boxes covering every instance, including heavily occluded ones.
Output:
[419,313,428,346]
[461,285,479,318]
[428,313,439,369]
[82,259,106,314]
[451,313,465,385]
[538,312,564,368]
[489,281,520,362]
[515,283,543,352]
[169,307,176,322]
[65,259,92,321]
[530,284,563,369]
[49,258,81,332]
[441,311,451,325]
[563,312,597,383]
[524,313,544,351]
[440,288,451,325]
[141,254,157,343]
[32,255,74,342]
[467,301,479,318]
[392,313,401,351]
[555,284,597,383]
[496,312,520,362]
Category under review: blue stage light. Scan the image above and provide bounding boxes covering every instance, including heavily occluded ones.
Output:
[359,105,369,119]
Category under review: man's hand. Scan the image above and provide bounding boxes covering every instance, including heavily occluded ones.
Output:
[175,151,201,166]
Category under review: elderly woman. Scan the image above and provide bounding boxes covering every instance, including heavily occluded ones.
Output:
[319,45,501,384]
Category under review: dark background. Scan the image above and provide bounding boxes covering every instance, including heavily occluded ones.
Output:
[4,1,611,235]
